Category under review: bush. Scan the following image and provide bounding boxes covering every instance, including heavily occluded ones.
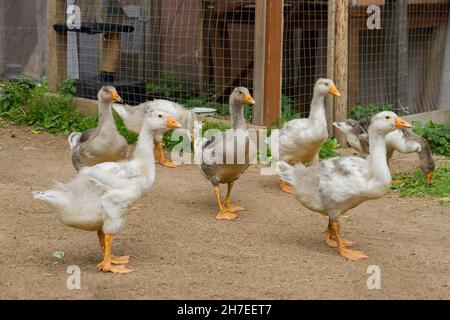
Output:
[0,77,137,143]
[348,103,394,121]
[412,121,450,158]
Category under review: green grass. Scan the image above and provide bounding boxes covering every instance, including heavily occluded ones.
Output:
[0,76,137,144]
[348,103,394,121]
[319,138,340,159]
[391,165,450,200]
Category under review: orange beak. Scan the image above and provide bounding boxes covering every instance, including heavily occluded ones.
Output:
[111,90,122,103]
[394,116,411,128]
[243,94,256,106]
[426,172,433,184]
[328,85,341,97]
[166,116,182,129]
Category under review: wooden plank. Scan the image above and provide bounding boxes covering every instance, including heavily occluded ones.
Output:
[353,0,385,6]
[47,0,67,92]
[334,0,349,145]
[252,0,266,125]
[348,19,359,124]
[403,108,450,125]
[353,0,448,5]
[253,0,283,126]
[100,32,121,73]
[326,0,336,136]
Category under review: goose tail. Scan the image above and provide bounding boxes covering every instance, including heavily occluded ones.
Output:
[32,189,69,209]
[332,121,354,134]
[68,132,81,151]
[277,161,305,186]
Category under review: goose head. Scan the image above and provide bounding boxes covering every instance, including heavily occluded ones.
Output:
[370,111,411,135]
[314,78,341,97]
[143,111,182,133]
[98,86,122,104]
[230,87,256,107]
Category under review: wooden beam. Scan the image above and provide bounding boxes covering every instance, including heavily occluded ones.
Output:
[348,19,359,113]
[333,0,349,145]
[253,0,283,126]
[326,0,336,136]
[253,0,266,125]
[47,0,67,92]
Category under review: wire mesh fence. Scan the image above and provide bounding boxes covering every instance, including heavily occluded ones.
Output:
[1,0,450,125]
[348,0,450,119]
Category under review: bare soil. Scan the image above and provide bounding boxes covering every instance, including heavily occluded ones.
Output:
[0,124,449,300]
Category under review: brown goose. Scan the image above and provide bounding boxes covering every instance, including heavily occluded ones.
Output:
[198,87,256,220]
[333,116,435,183]
[68,86,128,171]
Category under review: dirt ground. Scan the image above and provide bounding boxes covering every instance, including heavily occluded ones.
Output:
[0,124,449,300]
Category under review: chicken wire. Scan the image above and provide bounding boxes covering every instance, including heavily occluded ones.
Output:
[282,0,329,118]
[54,0,257,118]
[348,0,450,118]
[0,0,47,79]
[1,0,450,124]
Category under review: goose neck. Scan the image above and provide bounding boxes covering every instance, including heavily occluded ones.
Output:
[132,125,156,180]
[230,99,247,131]
[368,127,391,185]
[309,93,326,122]
[98,101,115,128]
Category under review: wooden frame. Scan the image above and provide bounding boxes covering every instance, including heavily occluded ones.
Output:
[253,0,283,126]
[334,0,349,145]
[47,0,67,92]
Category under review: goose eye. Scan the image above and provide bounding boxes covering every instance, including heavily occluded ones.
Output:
[385,116,390,120]
[158,114,162,118]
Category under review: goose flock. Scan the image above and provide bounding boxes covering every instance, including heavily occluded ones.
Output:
[33,78,430,273]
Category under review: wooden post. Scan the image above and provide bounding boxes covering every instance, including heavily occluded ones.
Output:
[334,0,349,145]
[326,1,336,136]
[48,0,67,92]
[253,0,283,126]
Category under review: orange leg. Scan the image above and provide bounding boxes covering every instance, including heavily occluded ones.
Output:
[279,179,293,193]
[223,182,246,212]
[97,231,133,273]
[156,141,177,168]
[214,186,237,221]
[324,219,355,247]
[329,220,368,261]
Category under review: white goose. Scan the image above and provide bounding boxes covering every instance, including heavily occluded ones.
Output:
[33,112,181,273]
[333,117,435,183]
[278,111,411,260]
[270,78,341,192]
[198,87,256,220]
[113,99,196,168]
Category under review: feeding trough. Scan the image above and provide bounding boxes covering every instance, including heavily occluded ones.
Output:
[192,107,217,117]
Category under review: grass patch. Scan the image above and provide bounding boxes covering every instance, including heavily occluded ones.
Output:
[348,103,394,121]
[391,165,450,200]
[0,76,137,144]
[319,138,340,159]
